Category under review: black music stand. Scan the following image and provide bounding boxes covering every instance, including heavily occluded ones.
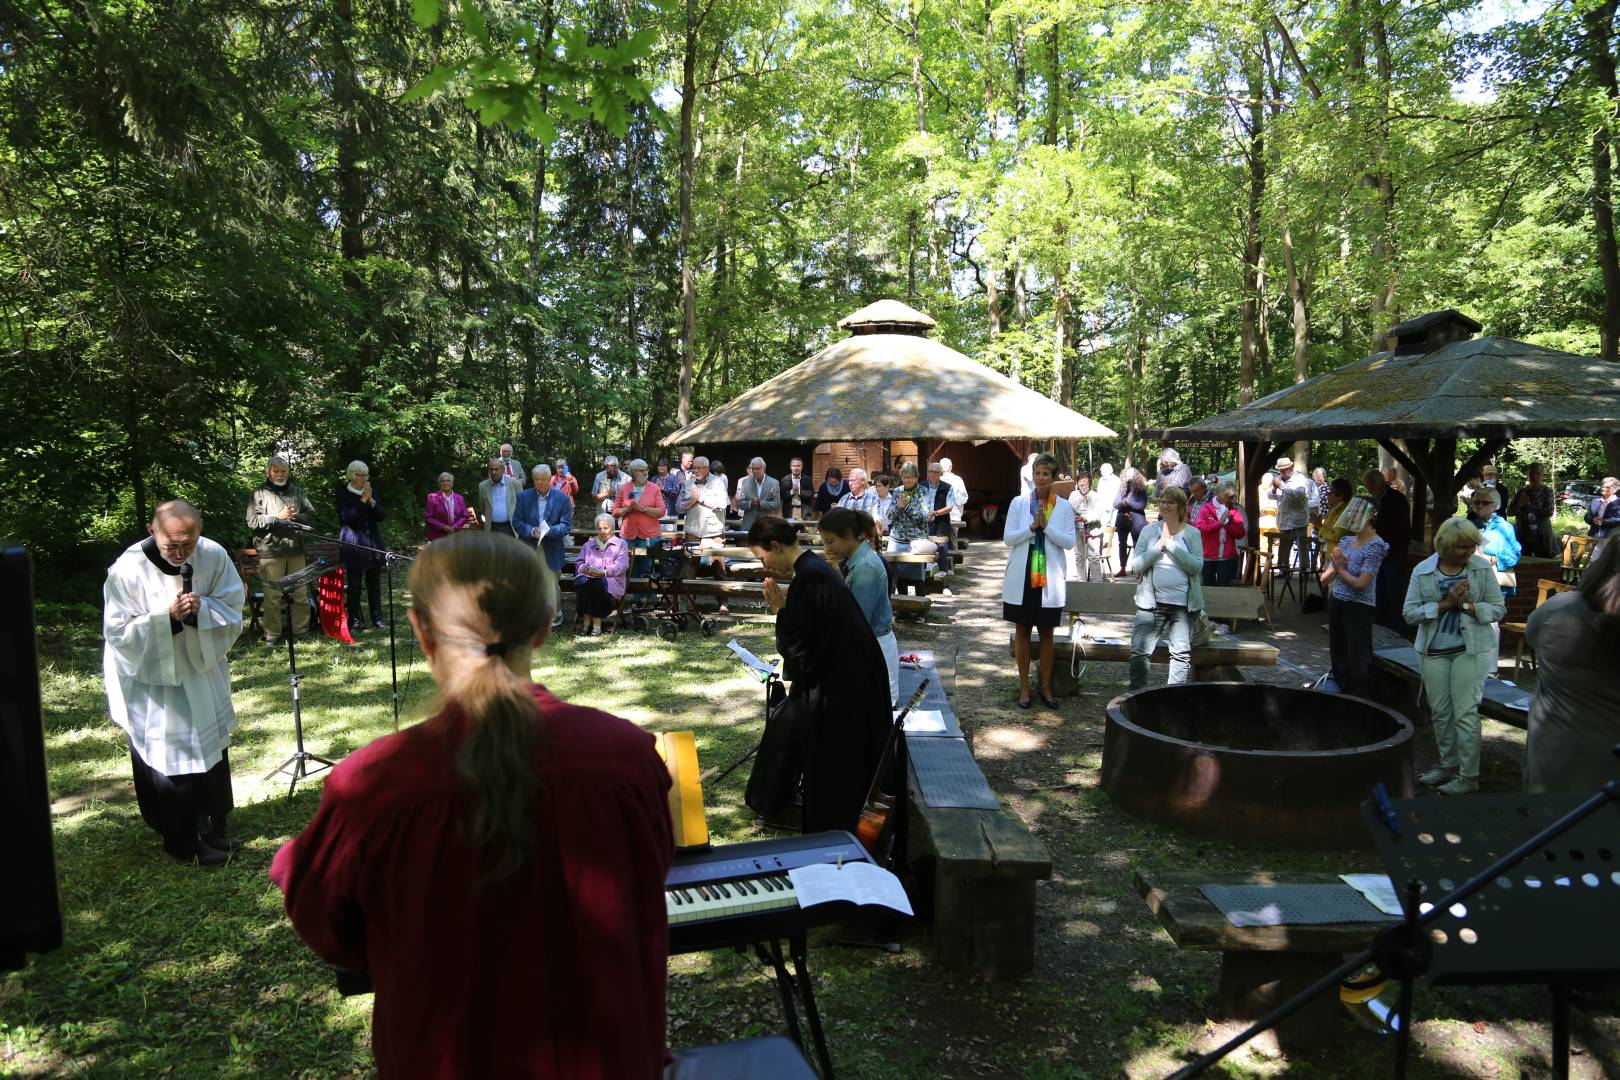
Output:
[1170,754,1620,1079]
[286,523,414,729]
[263,559,337,796]
[1360,790,1620,1078]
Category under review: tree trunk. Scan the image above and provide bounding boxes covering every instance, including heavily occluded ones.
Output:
[1238,39,1265,406]
[1052,262,1068,406]
[676,0,700,430]
[1365,0,1397,344]
[1586,0,1620,364]
[520,0,557,443]
[984,0,1001,337]
[333,0,371,394]
[1044,24,1060,147]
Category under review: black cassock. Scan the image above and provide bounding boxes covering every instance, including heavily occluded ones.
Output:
[768,550,893,834]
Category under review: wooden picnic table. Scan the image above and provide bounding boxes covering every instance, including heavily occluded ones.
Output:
[1135,868,1394,1047]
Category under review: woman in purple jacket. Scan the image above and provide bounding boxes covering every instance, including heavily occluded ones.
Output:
[423,472,475,541]
[575,514,629,636]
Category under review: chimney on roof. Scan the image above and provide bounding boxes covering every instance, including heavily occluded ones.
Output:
[837,299,937,338]
[1383,309,1481,355]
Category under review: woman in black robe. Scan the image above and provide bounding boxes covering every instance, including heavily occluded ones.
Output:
[748,516,892,834]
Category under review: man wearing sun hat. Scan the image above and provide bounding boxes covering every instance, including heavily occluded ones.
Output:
[1268,455,1313,586]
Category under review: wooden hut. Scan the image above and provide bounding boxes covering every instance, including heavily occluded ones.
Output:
[664,300,1115,531]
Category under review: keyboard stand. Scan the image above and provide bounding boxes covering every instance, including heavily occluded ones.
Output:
[755,935,835,1078]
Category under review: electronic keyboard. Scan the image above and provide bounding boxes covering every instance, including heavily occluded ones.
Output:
[667,830,872,954]
[334,830,874,995]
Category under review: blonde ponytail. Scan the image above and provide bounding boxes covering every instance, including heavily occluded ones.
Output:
[409,532,557,876]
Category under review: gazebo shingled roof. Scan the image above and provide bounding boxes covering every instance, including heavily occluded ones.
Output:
[1154,336,1620,445]
[1153,311,1620,540]
[664,300,1116,444]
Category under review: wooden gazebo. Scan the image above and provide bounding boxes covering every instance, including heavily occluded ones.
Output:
[665,299,1115,517]
[1154,310,1620,545]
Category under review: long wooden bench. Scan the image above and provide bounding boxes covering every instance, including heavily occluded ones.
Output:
[1369,645,1532,731]
[899,649,1052,980]
[1064,579,1269,628]
[556,575,933,617]
[1136,869,1394,1047]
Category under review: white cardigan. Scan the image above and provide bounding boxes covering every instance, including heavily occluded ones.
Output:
[1002,492,1077,608]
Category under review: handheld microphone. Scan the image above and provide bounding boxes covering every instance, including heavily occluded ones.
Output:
[181,563,194,594]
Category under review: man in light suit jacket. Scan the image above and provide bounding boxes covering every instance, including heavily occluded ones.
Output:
[733,457,782,531]
[477,458,523,537]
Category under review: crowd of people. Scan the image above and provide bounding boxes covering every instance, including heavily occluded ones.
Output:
[92,431,1617,1076]
[1007,448,1619,801]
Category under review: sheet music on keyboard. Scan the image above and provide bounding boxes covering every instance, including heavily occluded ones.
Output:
[786,862,913,916]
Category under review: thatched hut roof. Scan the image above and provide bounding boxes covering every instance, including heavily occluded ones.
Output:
[665,300,1116,444]
[1156,332,1620,444]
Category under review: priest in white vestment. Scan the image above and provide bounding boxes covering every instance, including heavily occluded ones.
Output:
[103,501,245,866]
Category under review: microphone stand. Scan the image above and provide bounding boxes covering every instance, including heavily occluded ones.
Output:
[279,522,414,730]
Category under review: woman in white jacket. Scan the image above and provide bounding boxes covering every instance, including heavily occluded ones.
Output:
[1003,453,1076,709]
[1402,517,1506,795]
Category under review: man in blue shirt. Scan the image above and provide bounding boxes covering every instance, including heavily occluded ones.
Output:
[516,464,575,628]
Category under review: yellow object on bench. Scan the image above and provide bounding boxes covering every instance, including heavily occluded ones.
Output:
[655,731,710,851]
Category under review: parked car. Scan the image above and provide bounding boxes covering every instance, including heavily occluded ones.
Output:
[1561,480,1602,512]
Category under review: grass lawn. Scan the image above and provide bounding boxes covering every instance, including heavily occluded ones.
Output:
[5,578,1618,1078]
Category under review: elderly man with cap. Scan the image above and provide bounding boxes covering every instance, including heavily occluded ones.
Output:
[246,454,318,646]
[1152,448,1192,499]
[1269,455,1313,588]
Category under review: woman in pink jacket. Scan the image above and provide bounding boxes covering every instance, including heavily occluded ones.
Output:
[423,472,476,541]
[1193,481,1246,587]
[612,457,666,579]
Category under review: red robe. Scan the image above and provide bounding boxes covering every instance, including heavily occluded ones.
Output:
[270,684,673,1078]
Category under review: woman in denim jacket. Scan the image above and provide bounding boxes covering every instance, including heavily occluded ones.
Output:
[1127,485,1205,689]
[1402,517,1506,795]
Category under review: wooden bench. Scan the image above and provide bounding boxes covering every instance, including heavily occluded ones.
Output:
[1008,628,1279,692]
[899,650,1052,980]
[1064,579,1270,628]
[1369,645,1532,731]
[1136,869,1393,1047]
[234,548,266,634]
[556,575,932,617]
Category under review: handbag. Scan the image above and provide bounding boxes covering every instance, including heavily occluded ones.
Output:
[1496,570,1517,589]
[1191,609,1214,647]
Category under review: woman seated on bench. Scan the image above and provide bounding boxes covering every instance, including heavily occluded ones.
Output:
[576,513,630,637]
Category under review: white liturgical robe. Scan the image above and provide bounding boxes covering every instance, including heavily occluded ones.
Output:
[103,536,245,776]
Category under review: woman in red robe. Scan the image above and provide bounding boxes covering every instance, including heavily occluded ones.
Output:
[270,531,673,1078]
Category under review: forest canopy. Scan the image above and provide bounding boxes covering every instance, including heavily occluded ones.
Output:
[2,0,1616,586]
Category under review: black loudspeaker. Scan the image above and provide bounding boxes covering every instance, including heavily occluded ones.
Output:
[0,547,63,970]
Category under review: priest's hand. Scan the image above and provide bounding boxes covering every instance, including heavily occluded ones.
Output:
[763,576,786,613]
[170,592,200,622]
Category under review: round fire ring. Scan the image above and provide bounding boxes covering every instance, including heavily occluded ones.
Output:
[1101,684,1414,849]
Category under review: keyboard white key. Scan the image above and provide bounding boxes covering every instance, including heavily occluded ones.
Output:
[665,873,799,925]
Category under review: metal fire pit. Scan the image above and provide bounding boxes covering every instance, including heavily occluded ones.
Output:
[1101,684,1414,849]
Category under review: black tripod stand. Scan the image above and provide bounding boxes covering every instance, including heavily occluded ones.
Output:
[287,523,414,730]
[263,560,338,796]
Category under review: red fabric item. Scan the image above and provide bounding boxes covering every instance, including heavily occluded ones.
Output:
[613,479,666,541]
[1193,501,1247,561]
[269,684,673,1078]
[318,567,355,644]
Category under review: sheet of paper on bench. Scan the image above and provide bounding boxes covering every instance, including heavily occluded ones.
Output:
[727,640,776,681]
[787,862,914,917]
[1340,873,1404,916]
[902,709,947,734]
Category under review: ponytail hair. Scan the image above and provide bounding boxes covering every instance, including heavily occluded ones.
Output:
[408,531,558,877]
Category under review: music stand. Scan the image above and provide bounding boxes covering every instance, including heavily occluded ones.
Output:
[264,559,338,796]
[1360,789,1620,1077]
[1170,755,1620,1079]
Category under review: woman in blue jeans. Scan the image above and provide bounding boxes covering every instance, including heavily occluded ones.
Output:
[1128,486,1204,689]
